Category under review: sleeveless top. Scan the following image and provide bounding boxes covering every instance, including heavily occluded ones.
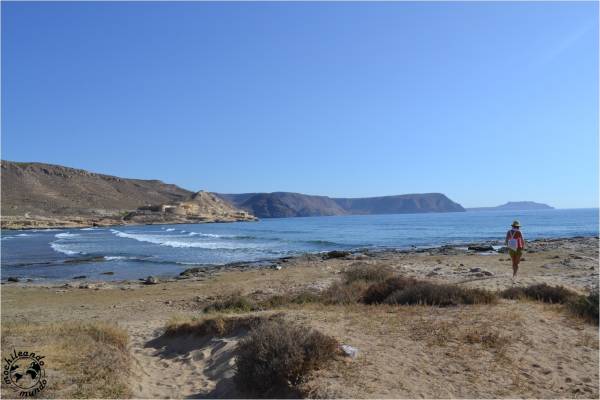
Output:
[507,229,524,249]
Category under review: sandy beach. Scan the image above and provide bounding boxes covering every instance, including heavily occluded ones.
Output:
[1,236,598,398]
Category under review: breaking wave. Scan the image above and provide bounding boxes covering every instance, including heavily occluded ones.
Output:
[110,229,258,249]
[50,242,84,256]
[55,232,79,239]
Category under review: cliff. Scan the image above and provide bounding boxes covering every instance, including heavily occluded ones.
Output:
[220,192,465,218]
[1,161,256,229]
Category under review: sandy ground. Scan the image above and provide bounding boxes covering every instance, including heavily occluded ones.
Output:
[1,237,598,398]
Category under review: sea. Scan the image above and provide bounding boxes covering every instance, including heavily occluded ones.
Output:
[1,208,598,282]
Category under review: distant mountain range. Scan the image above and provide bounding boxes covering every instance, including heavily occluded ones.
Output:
[0,160,469,227]
[466,201,554,211]
[218,192,465,218]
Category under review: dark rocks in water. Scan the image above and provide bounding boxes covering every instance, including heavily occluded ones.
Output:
[468,245,494,252]
[72,275,87,280]
[64,256,105,264]
[323,250,351,259]
[101,271,115,275]
[496,247,508,253]
[144,276,159,285]
[6,277,19,282]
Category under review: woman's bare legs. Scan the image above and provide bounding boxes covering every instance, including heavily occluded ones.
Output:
[511,252,521,278]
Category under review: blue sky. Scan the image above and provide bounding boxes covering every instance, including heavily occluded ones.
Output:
[2,2,598,208]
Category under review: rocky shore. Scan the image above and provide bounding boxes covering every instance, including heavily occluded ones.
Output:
[5,236,598,294]
[1,212,257,230]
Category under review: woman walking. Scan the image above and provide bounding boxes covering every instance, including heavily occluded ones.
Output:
[505,220,525,280]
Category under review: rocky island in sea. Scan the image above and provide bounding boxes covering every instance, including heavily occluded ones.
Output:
[467,201,554,211]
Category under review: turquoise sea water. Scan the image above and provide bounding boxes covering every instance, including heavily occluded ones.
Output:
[1,208,597,282]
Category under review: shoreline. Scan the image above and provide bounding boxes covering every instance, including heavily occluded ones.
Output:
[0,214,259,231]
[3,234,598,288]
[2,235,597,398]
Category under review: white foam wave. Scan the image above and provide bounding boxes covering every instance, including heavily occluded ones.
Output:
[50,242,83,256]
[166,228,175,232]
[80,227,97,231]
[104,256,136,261]
[188,232,223,238]
[55,232,78,239]
[110,229,254,249]
[2,233,35,240]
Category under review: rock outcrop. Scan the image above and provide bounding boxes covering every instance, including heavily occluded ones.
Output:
[1,161,256,229]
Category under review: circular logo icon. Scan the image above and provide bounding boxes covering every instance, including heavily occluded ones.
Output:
[3,350,47,396]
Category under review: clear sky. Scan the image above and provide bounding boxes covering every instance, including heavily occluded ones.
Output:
[2,1,598,208]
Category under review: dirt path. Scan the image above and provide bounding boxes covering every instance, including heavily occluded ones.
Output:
[125,320,239,399]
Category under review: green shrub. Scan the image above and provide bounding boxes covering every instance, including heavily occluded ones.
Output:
[234,319,339,396]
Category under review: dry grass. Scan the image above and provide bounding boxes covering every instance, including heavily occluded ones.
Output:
[1,321,130,399]
[321,280,370,305]
[461,326,510,352]
[362,276,420,304]
[500,283,578,304]
[203,291,258,313]
[235,318,339,397]
[501,284,598,324]
[342,263,394,284]
[363,276,496,306]
[408,318,456,346]
[164,314,281,338]
[568,290,599,325]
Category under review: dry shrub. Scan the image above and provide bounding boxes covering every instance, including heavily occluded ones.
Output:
[321,280,370,305]
[164,315,274,338]
[384,282,496,307]
[203,292,258,313]
[463,327,510,351]
[568,290,599,324]
[234,319,339,397]
[499,286,527,300]
[259,290,322,309]
[362,276,419,304]
[363,276,495,306]
[500,284,577,304]
[343,263,394,284]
